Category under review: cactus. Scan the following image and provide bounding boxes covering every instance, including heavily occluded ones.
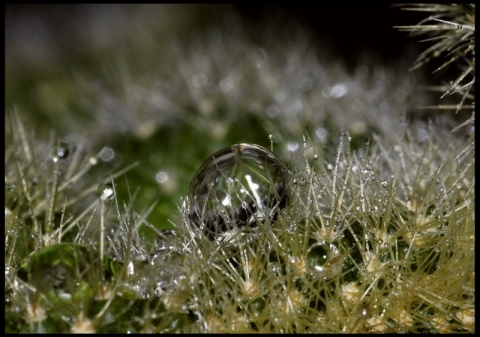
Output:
[5,4,474,333]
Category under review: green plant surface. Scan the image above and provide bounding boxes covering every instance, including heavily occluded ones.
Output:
[5,4,474,333]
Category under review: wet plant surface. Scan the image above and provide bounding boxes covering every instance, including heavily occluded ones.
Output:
[5,4,475,333]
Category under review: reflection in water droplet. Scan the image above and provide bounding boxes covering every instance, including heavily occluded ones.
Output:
[186,143,289,239]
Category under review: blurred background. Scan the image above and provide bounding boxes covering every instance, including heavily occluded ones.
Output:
[5,5,443,232]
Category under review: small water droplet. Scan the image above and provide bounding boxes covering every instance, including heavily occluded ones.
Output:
[156,171,169,184]
[417,129,428,143]
[192,73,207,87]
[53,141,74,162]
[270,262,283,276]
[357,302,372,319]
[313,154,318,160]
[307,243,328,271]
[98,182,115,201]
[186,144,288,239]
[100,146,115,162]
[127,261,135,276]
[5,184,17,193]
[251,296,266,315]
[287,141,299,152]
[219,77,234,92]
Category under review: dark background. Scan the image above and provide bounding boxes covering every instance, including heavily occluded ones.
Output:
[233,4,428,69]
[6,4,428,69]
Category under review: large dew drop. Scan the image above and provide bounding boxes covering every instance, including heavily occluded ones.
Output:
[186,143,288,239]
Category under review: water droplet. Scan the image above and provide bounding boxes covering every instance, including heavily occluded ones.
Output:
[357,302,372,319]
[219,77,233,92]
[269,262,283,276]
[313,154,318,160]
[251,296,266,315]
[186,144,288,239]
[306,241,343,279]
[315,128,327,144]
[98,182,115,201]
[100,146,115,162]
[307,243,329,271]
[300,78,313,91]
[287,141,299,152]
[57,144,70,159]
[53,141,74,162]
[266,105,279,118]
[5,184,17,193]
[192,73,207,87]
[156,171,169,184]
[127,261,135,276]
